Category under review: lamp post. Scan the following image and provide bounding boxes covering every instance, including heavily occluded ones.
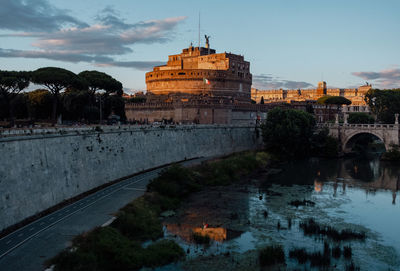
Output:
[97,90,106,124]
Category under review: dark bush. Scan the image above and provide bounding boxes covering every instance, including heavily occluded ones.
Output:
[300,218,366,241]
[143,240,185,267]
[147,165,200,199]
[289,247,330,267]
[259,245,285,266]
[343,245,352,259]
[346,261,360,271]
[53,227,144,271]
[111,198,163,241]
[348,112,374,124]
[381,145,400,161]
[192,232,210,245]
[332,245,341,258]
[289,248,308,264]
[52,228,184,271]
[289,199,315,208]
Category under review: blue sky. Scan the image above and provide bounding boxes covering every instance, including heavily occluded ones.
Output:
[0,0,399,92]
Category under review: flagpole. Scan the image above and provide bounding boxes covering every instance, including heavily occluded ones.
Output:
[198,12,200,48]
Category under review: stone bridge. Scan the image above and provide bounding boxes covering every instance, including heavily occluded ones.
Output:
[318,118,399,153]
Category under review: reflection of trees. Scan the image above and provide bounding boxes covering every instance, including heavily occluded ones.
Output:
[343,157,380,181]
[267,158,340,186]
[265,158,399,203]
[342,158,400,191]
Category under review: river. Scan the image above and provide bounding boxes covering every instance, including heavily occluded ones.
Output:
[157,157,400,271]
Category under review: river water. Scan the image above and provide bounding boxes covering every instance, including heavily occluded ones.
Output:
[159,157,400,271]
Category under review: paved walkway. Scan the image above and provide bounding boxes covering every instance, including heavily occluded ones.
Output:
[0,157,206,271]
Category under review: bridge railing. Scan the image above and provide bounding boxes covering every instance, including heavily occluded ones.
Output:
[316,123,398,129]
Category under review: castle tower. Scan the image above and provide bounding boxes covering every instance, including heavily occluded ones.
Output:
[317,81,327,95]
[145,42,252,103]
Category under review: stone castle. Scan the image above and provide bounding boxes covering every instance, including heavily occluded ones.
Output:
[145,44,252,103]
[126,38,268,124]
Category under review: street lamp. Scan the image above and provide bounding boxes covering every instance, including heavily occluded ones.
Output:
[96,90,106,124]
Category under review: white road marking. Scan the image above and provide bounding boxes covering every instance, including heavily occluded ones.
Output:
[101,217,117,227]
[123,187,146,191]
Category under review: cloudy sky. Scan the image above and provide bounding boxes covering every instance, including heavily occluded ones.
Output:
[0,0,399,91]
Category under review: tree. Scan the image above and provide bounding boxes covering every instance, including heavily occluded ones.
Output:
[261,107,315,159]
[317,95,351,106]
[0,70,30,125]
[78,71,123,123]
[310,128,338,157]
[104,94,126,122]
[78,71,123,97]
[348,112,374,124]
[365,88,400,123]
[317,95,351,121]
[31,67,85,123]
[61,88,94,122]
[27,89,53,120]
[260,96,265,104]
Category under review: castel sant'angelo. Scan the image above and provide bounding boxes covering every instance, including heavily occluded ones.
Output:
[125,37,268,124]
[125,36,371,124]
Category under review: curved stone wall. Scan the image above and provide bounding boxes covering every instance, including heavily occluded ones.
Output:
[0,125,261,231]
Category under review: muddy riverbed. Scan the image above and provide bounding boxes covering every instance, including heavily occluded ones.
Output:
[152,157,400,271]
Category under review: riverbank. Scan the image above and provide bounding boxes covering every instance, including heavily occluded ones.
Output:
[48,151,271,271]
[49,153,400,270]
[165,156,399,271]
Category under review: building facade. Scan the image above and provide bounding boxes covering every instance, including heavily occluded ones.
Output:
[251,82,372,106]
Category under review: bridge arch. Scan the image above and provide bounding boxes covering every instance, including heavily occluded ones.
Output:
[342,131,387,153]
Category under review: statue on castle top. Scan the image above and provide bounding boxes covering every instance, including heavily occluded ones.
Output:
[205,35,210,48]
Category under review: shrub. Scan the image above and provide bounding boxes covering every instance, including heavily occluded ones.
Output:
[381,144,400,161]
[332,245,341,258]
[289,247,330,267]
[143,240,185,267]
[147,165,200,199]
[192,232,211,245]
[111,198,163,241]
[343,245,352,259]
[53,227,145,271]
[261,108,316,159]
[299,218,366,241]
[259,245,285,266]
[348,112,374,124]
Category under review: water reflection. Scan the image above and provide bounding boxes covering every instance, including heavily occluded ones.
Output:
[269,157,400,203]
[164,223,244,243]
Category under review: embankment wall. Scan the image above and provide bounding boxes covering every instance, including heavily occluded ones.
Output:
[0,125,260,231]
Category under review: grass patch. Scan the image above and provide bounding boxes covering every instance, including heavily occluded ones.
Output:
[289,199,315,208]
[289,247,330,267]
[51,227,184,271]
[111,197,163,241]
[343,245,352,259]
[147,151,269,199]
[143,240,185,267]
[259,245,285,267]
[51,151,270,270]
[300,218,366,241]
[346,261,360,271]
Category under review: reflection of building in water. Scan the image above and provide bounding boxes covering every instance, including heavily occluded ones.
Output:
[165,223,243,243]
[314,180,323,192]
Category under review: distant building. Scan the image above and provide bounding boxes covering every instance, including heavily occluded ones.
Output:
[251,81,371,106]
